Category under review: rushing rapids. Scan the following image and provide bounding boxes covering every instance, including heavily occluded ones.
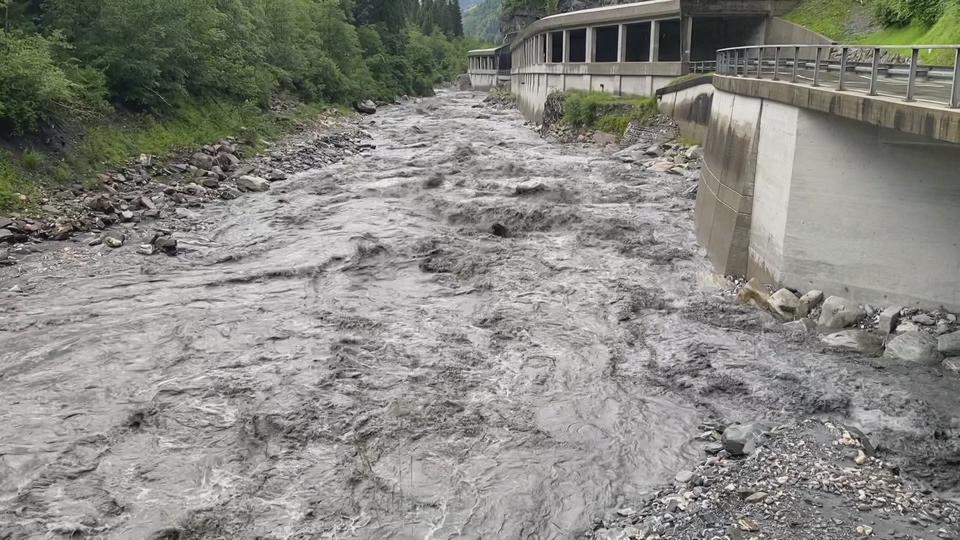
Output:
[0,90,957,539]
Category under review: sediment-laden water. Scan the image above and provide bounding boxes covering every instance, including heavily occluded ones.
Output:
[1,91,957,539]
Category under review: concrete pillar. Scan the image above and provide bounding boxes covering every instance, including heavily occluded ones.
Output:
[563,30,570,63]
[617,24,626,63]
[682,16,693,68]
[650,20,660,62]
[585,27,594,63]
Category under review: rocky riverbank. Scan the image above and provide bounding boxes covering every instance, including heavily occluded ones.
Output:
[592,419,960,540]
[0,111,371,270]
[732,278,960,374]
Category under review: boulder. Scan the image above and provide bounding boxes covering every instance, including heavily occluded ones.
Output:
[723,423,764,456]
[355,99,377,115]
[736,278,771,312]
[884,332,941,365]
[455,74,472,91]
[515,181,546,196]
[191,152,216,171]
[912,313,936,326]
[103,234,124,248]
[878,306,903,335]
[684,145,703,160]
[769,288,800,319]
[201,177,221,189]
[0,229,13,244]
[938,331,960,357]
[216,152,241,170]
[820,330,884,356]
[818,296,865,330]
[266,169,287,182]
[236,175,270,192]
[797,290,824,318]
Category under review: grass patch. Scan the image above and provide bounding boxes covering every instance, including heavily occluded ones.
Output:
[0,99,333,214]
[856,4,960,64]
[784,0,858,40]
[562,91,658,136]
[784,0,960,65]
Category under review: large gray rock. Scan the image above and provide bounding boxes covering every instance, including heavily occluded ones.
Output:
[236,175,270,192]
[769,288,800,319]
[797,289,824,318]
[722,423,765,456]
[938,331,960,357]
[818,296,865,330]
[736,277,772,312]
[820,330,885,356]
[878,305,903,335]
[884,332,941,365]
[355,99,377,115]
[191,152,216,171]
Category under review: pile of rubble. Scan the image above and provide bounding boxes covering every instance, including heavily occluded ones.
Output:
[734,278,960,372]
[0,117,371,263]
[481,86,517,110]
[591,419,960,540]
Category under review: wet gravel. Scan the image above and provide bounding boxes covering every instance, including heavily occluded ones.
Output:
[0,90,958,539]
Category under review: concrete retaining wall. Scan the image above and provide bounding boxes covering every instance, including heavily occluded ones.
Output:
[469,71,502,91]
[513,71,678,123]
[698,87,960,310]
[657,79,715,143]
[764,17,832,45]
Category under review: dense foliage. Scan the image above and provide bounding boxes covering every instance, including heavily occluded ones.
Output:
[0,0,474,135]
[873,0,947,26]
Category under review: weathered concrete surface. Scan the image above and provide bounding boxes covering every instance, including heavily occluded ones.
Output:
[695,86,960,310]
[657,79,714,143]
[713,76,960,145]
[514,67,680,123]
[764,17,832,46]
[695,89,761,275]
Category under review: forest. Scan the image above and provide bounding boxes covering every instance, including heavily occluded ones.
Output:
[0,0,476,136]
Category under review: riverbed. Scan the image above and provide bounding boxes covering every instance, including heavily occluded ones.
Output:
[1,90,957,539]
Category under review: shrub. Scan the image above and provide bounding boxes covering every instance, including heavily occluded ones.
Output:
[21,150,44,172]
[563,91,658,135]
[0,31,97,133]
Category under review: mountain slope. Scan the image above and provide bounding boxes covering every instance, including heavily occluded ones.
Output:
[464,0,502,43]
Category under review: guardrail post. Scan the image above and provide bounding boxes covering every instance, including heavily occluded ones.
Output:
[906,48,919,102]
[773,46,781,80]
[756,47,763,78]
[813,47,821,87]
[952,48,960,108]
[792,46,799,83]
[838,47,848,90]
[734,50,739,76]
[869,48,880,96]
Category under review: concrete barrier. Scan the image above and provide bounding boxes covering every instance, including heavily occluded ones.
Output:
[697,85,960,310]
[656,75,715,143]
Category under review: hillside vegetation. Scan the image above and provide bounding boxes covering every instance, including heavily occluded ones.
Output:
[785,0,960,63]
[0,0,482,212]
[464,0,504,43]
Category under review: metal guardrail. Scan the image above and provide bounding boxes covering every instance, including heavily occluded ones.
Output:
[690,61,716,74]
[716,44,960,108]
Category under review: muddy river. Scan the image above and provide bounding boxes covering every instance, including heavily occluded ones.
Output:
[1,91,957,539]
